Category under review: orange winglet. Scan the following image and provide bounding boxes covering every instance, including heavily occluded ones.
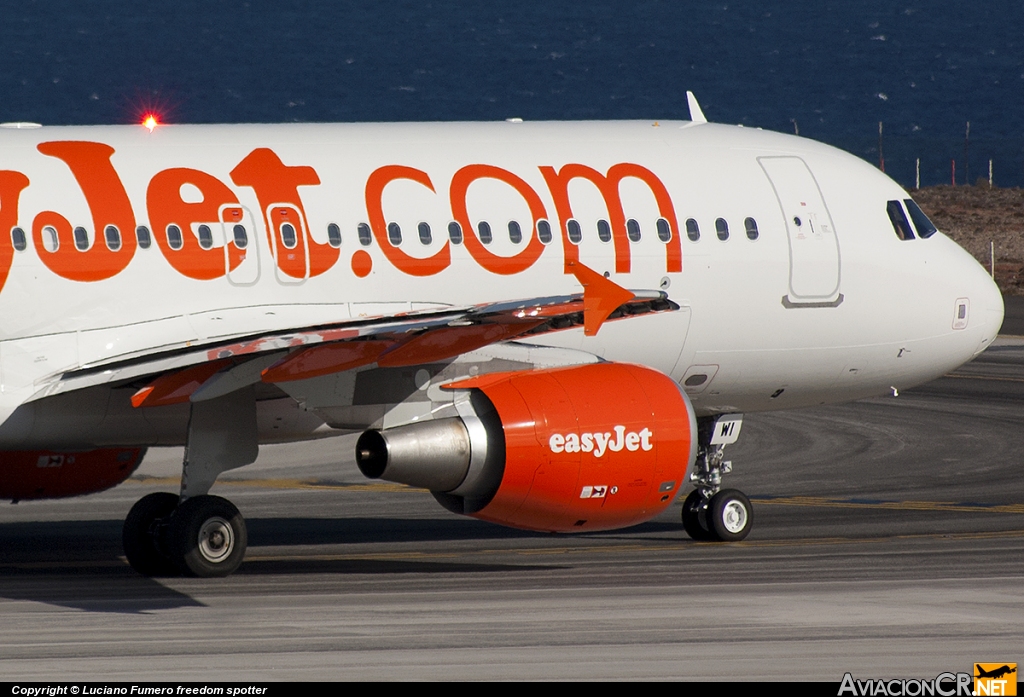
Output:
[377,320,543,368]
[131,360,230,408]
[261,340,394,383]
[566,261,636,336]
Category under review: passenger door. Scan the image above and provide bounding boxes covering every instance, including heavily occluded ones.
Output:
[758,156,842,306]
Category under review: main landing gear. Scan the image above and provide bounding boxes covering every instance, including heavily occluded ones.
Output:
[681,414,754,542]
[122,388,258,577]
[123,492,247,577]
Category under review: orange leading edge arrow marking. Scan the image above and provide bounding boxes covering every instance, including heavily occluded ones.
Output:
[131,360,231,408]
[566,261,637,336]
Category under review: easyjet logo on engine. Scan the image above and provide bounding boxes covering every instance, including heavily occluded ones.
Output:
[0,140,684,293]
[548,426,654,458]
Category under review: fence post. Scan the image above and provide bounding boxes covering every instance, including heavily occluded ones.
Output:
[964,121,970,184]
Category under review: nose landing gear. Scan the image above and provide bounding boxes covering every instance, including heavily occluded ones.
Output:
[681,414,753,542]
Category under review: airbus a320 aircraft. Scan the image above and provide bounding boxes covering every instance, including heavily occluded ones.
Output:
[0,94,1003,577]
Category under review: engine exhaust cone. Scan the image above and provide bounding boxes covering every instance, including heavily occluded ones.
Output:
[353,418,473,492]
[355,430,389,479]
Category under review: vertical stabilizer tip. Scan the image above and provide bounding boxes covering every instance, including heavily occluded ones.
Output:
[686,91,708,124]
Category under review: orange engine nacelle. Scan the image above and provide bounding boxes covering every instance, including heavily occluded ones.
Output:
[356,363,697,532]
[0,448,147,501]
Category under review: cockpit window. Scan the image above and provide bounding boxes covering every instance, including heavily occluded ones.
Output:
[904,199,938,239]
[886,200,914,241]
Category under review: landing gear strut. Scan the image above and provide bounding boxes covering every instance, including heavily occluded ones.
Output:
[122,387,258,577]
[681,414,753,542]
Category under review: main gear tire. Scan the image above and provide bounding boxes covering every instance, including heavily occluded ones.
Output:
[123,492,179,576]
[167,495,247,577]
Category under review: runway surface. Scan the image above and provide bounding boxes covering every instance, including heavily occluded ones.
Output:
[2,325,1024,679]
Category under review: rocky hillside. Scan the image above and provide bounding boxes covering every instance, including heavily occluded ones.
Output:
[912,186,1024,294]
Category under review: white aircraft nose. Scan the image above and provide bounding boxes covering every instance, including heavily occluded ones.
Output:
[960,251,1004,358]
[978,269,1004,348]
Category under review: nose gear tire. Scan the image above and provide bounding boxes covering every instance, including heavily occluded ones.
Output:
[681,489,716,541]
[707,489,752,542]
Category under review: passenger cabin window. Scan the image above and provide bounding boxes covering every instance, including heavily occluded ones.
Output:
[715,218,729,241]
[136,226,152,249]
[104,225,121,251]
[11,227,27,252]
[626,218,641,243]
[387,222,402,246]
[357,222,372,246]
[567,219,582,245]
[280,223,298,249]
[197,224,214,250]
[74,226,89,251]
[597,219,612,243]
[166,224,184,250]
[886,200,914,240]
[327,223,342,248]
[448,221,463,244]
[656,218,672,243]
[508,220,522,244]
[477,221,492,245]
[744,217,759,241]
[42,225,59,253]
[233,224,248,249]
[418,222,432,245]
[537,219,552,245]
[685,218,700,242]
[904,199,938,238]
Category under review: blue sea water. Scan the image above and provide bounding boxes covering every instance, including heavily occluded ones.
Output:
[1,0,1023,187]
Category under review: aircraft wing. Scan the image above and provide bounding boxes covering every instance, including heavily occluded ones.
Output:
[26,262,676,408]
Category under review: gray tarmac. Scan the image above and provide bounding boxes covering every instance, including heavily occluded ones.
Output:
[2,304,1024,681]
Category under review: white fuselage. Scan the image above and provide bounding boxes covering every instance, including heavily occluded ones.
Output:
[0,120,1003,449]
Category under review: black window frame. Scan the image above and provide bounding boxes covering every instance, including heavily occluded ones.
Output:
[326,223,342,248]
[744,217,759,241]
[886,200,915,241]
[136,225,152,249]
[626,218,642,243]
[715,218,729,241]
[448,221,463,245]
[11,227,27,252]
[357,222,373,246]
